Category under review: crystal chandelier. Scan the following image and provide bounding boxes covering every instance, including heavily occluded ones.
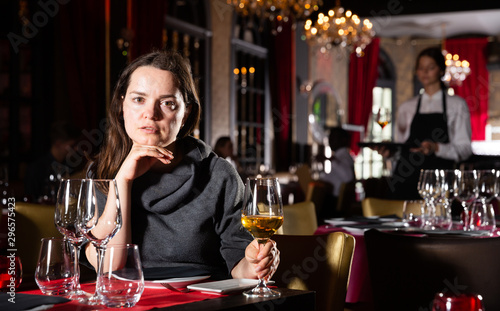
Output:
[227,0,322,25]
[441,51,471,86]
[440,24,471,86]
[303,0,374,56]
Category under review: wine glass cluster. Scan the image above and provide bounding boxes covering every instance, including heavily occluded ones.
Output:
[54,179,122,304]
[418,169,499,233]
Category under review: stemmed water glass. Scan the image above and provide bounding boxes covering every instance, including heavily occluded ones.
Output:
[435,169,458,230]
[455,170,478,230]
[55,179,89,301]
[417,169,439,229]
[241,177,284,298]
[77,179,122,304]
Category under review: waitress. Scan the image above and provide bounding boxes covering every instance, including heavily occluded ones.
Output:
[390,47,472,199]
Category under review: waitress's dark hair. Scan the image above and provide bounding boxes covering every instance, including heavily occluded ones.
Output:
[415,47,446,76]
[415,46,446,88]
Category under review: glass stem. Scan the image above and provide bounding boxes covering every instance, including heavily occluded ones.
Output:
[73,243,82,289]
[94,245,106,298]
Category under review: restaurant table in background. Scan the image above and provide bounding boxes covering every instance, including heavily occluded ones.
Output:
[12,284,315,311]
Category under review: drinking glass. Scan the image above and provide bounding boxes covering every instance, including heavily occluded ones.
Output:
[477,169,500,205]
[241,177,284,298]
[432,292,484,311]
[456,170,478,230]
[77,179,122,304]
[375,108,391,141]
[418,169,439,230]
[55,179,89,300]
[97,244,144,308]
[0,255,22,290]
[469,201,496,234]
[434,169,458,230]
[35,238,75,296]
[402,200,425,228]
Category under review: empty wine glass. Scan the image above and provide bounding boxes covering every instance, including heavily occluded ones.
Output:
[456,170,478,230]
[476,169,500,205]
[418,169,439,230]
[55,178,89,301]
[241,177,283,298]
[434,169,458,230]
[77,179,122,304]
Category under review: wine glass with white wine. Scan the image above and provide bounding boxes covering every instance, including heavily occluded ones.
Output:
[241,177,283,298]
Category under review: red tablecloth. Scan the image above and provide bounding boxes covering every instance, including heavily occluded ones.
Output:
[21,282,227,310]
[315,225,372,303]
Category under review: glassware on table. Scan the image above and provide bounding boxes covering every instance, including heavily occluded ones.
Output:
[402,200,425,228]
[0,254,22,290]
[434,169,458,230]
[241,177,283,298]
[468,201,496,234]
[432,292,484,311]
[35,237,75,296]
[55,178,89,300]
[477,169,500,205]
[456,170,478,231]
[418,169,440,230]
[97,244,144,308]
[77,179,122,305]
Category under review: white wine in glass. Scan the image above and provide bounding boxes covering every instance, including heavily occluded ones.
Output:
[241,177,283,298]
[376,108,391,130]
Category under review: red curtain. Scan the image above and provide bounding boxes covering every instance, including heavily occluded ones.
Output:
[348,38,380,154]
[270,22,294,171]
[57,1,105,131]
[129,0,167,60]
[445,37,489,141]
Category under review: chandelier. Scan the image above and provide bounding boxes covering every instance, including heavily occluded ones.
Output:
[303,0,374,56]
[441,50,471,86]
[227,0,322,27]
[440,24,471,86]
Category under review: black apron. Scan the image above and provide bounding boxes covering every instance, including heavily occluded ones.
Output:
[389,89,455,199]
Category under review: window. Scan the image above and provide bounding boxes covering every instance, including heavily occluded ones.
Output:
[355,49,395,179]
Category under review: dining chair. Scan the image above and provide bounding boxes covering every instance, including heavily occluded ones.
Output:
[276,201,318,235]
[15,202,63,284]
[361,197,420,218]
[306,180,334,221]
[273,232,355,311]
[365,229,500,310]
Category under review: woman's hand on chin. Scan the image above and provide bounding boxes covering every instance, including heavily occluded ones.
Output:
[116,143,174,182]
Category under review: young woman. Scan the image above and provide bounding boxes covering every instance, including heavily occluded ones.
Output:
[390,47,472,199]
[84,50,279,280]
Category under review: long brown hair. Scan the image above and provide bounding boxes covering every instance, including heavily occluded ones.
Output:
[90,49,201,179]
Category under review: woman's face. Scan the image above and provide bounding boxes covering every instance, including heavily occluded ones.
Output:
[122,66,189,147]
[416,55,443,88]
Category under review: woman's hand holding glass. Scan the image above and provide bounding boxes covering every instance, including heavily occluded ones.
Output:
[241,177,283,298]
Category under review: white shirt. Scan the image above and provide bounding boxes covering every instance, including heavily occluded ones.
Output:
[395,91,472,162]
[320,147,355,196]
